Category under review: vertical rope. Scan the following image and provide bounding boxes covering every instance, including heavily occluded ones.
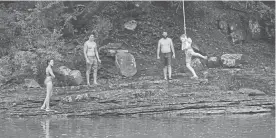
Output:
[183,0,186,35]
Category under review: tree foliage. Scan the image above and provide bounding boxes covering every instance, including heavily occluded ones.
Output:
[0,1,115,85]
[0,1,274,86]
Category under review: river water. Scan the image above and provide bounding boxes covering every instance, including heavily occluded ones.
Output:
[0,113,274,138]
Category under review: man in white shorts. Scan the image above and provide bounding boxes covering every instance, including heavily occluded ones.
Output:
[180,34,207,79]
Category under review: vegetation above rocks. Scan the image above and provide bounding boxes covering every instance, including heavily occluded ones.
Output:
[0,1,275,88]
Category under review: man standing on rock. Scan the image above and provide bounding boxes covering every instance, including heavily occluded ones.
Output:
[84,33,101,86]
[157,32,176,80]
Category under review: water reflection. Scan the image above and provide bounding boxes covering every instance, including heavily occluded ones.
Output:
[41,118,50,138]
[0,114,275,138]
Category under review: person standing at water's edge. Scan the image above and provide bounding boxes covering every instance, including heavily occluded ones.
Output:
[41,59,55,112]
[157,32,176,80]
[84,33,101,86]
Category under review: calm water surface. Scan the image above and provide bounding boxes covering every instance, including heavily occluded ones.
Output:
[0,114,274,138]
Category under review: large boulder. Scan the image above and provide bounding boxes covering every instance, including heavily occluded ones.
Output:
[68,70,83,86]
[24,79,41,88]
[221,54,247,68]
[124,20,137,31]
[57,66,72,76]
[206,57,221,68]
[191,58,204,72]
[115,51,137,77]
[54,66,83,86]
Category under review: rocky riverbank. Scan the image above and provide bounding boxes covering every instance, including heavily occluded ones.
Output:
[0,68,274,118]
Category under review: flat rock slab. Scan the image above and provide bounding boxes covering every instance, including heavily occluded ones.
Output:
[0,75,274,118]
[238,88,266,96]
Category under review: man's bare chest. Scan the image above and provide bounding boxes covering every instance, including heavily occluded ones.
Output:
[160,39,171,47]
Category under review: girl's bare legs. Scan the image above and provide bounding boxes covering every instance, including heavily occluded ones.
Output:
[45,82,53,111]
[186,62,198,78]
[41,81,52,111]
[191,52,207,59]
[188,51,207,79]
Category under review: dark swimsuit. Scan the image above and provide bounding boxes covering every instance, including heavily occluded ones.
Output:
[44,70,52,84]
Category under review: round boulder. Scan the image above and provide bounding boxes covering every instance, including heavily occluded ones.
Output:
[115,51,137,77]
[124,20,137,31]
[68,70,83,86]
[57,66,72,76]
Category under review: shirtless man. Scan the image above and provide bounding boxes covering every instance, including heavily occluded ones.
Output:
[180,34,207,79]
[84,34,101,86]
[157,32,175,80]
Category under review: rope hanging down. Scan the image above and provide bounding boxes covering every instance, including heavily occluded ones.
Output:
[183,0,186,35]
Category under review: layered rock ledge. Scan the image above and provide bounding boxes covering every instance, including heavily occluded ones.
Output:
[0,70,274,118]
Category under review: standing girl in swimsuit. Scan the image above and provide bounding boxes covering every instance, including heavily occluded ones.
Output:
[41,59,55,111]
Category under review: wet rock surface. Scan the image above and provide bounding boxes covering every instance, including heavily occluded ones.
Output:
[0,69,274,118]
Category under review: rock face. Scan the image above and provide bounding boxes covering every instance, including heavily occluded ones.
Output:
[124,20,137,31]
[24,79,41,88]
[191,58,204,71]
[230,30,246,44]
[228,21,247,44]
[249,19,261,40]
[228,21,239,33]
[115,52,137,77]
[207,57,221,68]
[221,54,245,68]
[0,56,12,85]
[218,20,228,34]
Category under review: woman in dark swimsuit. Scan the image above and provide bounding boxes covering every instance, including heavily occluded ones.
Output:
[41,59,55,111]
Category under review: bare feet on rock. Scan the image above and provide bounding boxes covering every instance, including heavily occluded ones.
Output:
[191,76,199,80]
